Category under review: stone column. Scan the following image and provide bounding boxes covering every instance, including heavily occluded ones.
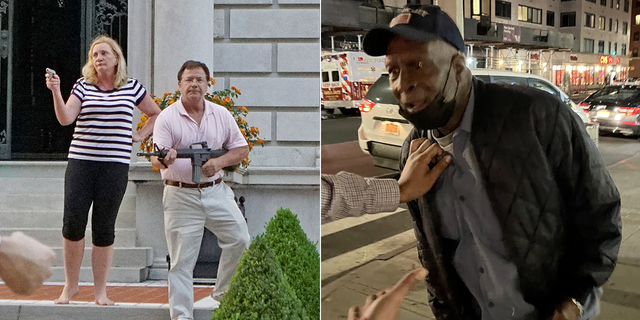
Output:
[128,0,154,163]
[154,0,214,95]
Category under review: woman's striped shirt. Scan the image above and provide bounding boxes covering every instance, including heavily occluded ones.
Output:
[69,78,147,164]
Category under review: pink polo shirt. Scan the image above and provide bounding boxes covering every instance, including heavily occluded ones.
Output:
[152,98,248,183]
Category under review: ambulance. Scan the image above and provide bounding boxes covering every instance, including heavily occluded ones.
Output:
[321,51,386,115]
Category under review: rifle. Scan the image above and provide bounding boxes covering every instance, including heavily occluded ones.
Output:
[138,141,237,183]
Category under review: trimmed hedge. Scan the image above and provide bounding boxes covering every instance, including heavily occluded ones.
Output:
[264,208,320,320]
[211,234,309,320]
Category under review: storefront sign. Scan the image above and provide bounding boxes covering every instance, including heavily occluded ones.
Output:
[599,55,614,64]
[503,25,521,43]
[530,53,540,60]
[570,55,578,61]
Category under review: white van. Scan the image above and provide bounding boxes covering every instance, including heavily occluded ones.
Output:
[357,68,600,170]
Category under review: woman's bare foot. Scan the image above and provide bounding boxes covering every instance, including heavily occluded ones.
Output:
[95,294,114,306]
[54,286,79,304]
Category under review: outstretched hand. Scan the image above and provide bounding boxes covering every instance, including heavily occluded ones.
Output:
[45,73,60,92]
[398,138,451,203]
[0,232,56,295]
[348,268,428,320]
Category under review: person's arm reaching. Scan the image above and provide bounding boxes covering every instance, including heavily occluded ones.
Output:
[321,139,451,223]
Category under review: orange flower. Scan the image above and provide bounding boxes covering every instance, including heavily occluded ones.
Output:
[257,138,264,144]
[231,86,237,91]
[168,98,175,105]
[164,93,170,97]
[250,127,256,134]
[239,106,248,113]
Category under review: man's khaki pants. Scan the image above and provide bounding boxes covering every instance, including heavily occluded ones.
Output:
[163,182,250,320]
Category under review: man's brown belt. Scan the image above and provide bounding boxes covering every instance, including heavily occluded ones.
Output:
[164,178,222,188]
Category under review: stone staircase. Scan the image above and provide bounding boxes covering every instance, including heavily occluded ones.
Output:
[0,162,153,283]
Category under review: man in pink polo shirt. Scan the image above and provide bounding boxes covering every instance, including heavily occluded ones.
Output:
[151,60,250,320]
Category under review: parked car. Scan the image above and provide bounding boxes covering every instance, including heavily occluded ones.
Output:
[357,68,600,170]
[579,85,640,136]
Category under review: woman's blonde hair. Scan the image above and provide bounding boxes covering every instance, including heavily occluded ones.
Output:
[82,35,128,88]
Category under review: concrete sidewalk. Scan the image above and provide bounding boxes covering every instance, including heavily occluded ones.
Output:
[321,152,640,320]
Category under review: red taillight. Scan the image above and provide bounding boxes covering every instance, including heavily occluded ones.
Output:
[359,98,376,113]
[578,103,590,113]
[622,121,637,125]
[617,107,640,116]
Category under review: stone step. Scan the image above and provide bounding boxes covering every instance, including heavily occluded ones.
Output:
[0,177,137,196]
[49,266,149,283]
[0,161,68,178]
[0,211,136,229]
[0,228,137,248]
[0,177,65,194]
[0,193,137,213]
[0,303,216,320]
[51,247,153,268]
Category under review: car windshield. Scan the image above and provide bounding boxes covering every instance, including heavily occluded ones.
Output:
[589,87,640,103]
[365,74,399,105]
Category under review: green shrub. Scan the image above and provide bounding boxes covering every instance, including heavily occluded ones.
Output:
[211,234,309,320]
[264,208,320,320]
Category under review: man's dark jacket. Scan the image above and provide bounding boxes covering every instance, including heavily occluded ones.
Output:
[399,77,622,319]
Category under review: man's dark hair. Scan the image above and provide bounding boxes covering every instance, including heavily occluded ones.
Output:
[177,60,210,82]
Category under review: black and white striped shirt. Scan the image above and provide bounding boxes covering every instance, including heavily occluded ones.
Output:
[69,78,147,164]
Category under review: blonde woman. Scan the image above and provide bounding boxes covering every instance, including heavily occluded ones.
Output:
[45,35,161,305]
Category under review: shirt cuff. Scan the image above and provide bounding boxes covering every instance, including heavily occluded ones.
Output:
[366,178,400,213]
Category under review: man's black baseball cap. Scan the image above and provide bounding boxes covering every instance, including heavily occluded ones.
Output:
[363,5,465,56]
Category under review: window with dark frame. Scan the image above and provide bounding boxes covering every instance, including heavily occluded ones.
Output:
[599,16,606,30]
[622,44,627,56]
[470,0,491,20]
[518,5,542,24]
[560,12,576,27]
[614,42,618,55]
[584,13,595,28]
[584,38,595,53]
[635,31,640,40]
[586,0,596,2]
[617,0,620,9]
[610,18,613,31]
[598,40,605,53]
[633,47,638,57]
[625,0,630,11]
[601,0,607,5]
[547,11,555,26]
[615,19,619,32]
[623,22,628,34]
[496,0,512,19]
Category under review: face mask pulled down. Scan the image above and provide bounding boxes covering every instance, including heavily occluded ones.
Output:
[398,62,459,131]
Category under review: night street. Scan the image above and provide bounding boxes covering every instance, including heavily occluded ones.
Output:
[321,109,640,319]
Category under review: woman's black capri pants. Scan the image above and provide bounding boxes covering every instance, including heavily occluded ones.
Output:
[62,159,129,247]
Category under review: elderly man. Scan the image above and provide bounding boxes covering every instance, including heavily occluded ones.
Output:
[358,4,621,320]
[151,60,250,320]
